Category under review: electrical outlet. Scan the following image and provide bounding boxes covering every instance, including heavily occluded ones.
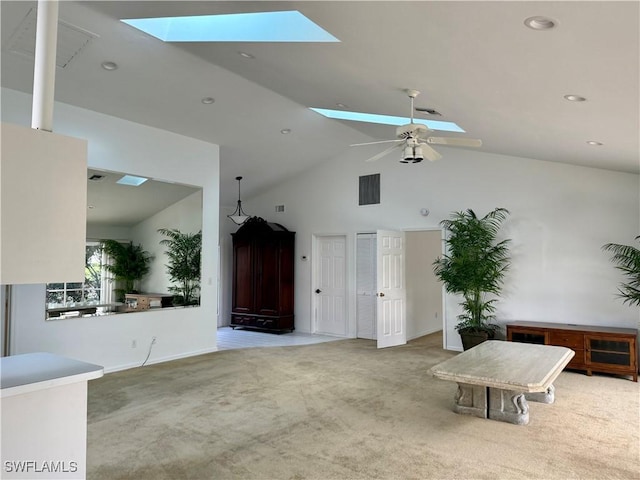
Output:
[131,339,137,349]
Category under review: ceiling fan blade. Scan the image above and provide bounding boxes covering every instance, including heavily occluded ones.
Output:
[351,139,402,147]
[365,143,402,162]
[419,143,443,162]
[426,137,483,147]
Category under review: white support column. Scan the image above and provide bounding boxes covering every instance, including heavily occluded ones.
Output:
[31,0,59,132]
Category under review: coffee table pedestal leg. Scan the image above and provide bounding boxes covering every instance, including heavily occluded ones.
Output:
[451,383,553,425]
[526,384,555,404]
[487,388,530,425]
[453,383,487,419]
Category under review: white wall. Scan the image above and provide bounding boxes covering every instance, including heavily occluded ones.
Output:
[238,144,639,350]
[131,190,203,295]
[86,225,131,242]
[2,88,220,372]
[218,206,240,327]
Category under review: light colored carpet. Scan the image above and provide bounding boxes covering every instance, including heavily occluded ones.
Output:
[87,333,640,479]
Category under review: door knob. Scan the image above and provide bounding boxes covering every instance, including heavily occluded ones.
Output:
[315,289,322,294]
[378,292,385,297]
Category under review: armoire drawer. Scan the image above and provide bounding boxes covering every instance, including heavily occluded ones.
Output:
[231,315,254,326]
[254,317,275,328]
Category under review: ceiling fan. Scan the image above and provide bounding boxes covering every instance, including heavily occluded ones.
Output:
[351,89,482,163]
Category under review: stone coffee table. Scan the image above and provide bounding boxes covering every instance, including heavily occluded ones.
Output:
[430,340,574,425]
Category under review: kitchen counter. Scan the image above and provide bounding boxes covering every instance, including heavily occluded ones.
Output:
[1,352,104,479]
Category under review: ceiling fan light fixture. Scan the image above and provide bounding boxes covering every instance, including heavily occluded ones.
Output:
[352,90,481,164]
[413,146,424,162]
[403,145,414,161]
[227,176,251,225]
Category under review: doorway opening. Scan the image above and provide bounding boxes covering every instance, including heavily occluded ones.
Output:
[356,229,442,342]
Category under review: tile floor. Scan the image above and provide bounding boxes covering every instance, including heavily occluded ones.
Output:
[217,326,343,351]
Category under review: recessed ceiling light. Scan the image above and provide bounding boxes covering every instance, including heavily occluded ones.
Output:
[586,141,603,146]
[524,16,557,30]
[101,61,118,71]
[201,97,215,104]
[238,51,255,59]
[564,94,586,102]
[280,129,291,134]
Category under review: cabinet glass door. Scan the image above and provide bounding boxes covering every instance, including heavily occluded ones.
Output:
[587,336,632,367]
[510,330,547,345]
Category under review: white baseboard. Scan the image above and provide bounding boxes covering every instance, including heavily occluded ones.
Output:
[408,327,442,341]
[103,347,219,374]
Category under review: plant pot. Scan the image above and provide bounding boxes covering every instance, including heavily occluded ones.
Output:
[460,330,490,351]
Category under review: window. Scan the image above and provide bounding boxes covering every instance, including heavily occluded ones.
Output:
[46,243,110,318]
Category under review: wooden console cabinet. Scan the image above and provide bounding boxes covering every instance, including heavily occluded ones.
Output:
[231,217,295,333]
[507,321,638,382]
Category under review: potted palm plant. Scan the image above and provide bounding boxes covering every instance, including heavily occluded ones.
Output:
[158,228,202,306]
[433,208,511,350]
[602,236,640,307]
[100,240,153,302]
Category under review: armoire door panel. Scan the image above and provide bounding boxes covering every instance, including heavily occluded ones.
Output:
[256,239,280,316]
[279,238,295,315]
[232,240,254,313]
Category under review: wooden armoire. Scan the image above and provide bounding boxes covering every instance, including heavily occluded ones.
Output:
[231,217,295,332]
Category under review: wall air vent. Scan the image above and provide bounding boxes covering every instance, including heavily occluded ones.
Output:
[5,8,98,69]
[359,174,380,206]
[275,205,285,213]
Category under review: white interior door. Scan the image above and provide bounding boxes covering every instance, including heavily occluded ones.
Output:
[315,235,347,336]
[376,230,406,349]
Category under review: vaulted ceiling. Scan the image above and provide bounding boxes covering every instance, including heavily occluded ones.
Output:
[2,1,638,208]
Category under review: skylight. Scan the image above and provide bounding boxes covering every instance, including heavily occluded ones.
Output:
[310,108,465,133]
[117,175,148,187]
[121,11,339,42]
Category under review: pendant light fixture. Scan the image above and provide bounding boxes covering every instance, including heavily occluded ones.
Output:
[227,176,251,225]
